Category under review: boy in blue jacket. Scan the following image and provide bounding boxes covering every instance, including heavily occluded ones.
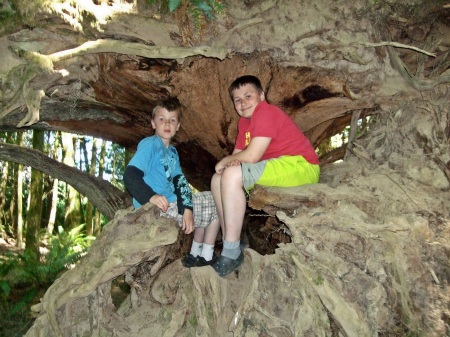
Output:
[124,97,219,267]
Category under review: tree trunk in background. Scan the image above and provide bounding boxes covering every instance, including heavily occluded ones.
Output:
[93,139,107,235]
[111,146,117,186]
[124,148,133,168]
[85,138,99,236]
[0,141,8,234]
[24,130,44,259]
[15,132,24,249]
[0,132,16,238]
[62,132,83,230]
[47,132,61,236]
[40,132,53,232]
[47,178,59,236]
[80,137,90,172]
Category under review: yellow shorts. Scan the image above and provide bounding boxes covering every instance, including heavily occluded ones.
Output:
[241,155,320,192]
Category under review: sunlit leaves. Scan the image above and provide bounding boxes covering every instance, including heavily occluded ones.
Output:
[168,0,182,12]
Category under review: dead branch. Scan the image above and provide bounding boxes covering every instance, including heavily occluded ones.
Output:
[50,40,230,62]
[378,29,450,91]
[358,41,436,57]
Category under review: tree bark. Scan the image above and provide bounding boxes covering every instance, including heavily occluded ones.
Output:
[0,143,8,234]
[24,130,44,259]
[47,131,61,236]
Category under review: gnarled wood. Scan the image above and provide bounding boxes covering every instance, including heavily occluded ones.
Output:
[0,142,131,219]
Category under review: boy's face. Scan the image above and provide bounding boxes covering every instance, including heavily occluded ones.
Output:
[231,83,265,119]
[151,107,180,144]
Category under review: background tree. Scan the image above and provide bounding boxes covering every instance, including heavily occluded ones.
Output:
[46,132,62,236]
[0,134,10,237]
[61,133,83,230]
[85,138,99,236]
[93,139,107,235]
[23,130,45,260]
[15,132,24,249]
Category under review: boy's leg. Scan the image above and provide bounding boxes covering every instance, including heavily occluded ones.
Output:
[189,228,205,257]
[203,218,220,246]
[211,173,225,236]
[184,192,220,267]
[193,227,205,244]
[219,165,247,243]
[192,219,220,262]
[212,165,247,276]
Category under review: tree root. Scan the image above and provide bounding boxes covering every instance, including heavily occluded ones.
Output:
[377,28,450,91]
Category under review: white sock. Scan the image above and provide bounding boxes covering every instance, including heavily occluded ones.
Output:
[190,241,203,257]
[200,243,215,261]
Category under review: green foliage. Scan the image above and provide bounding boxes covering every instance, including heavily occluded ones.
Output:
[167,0,225,20]
[0,0,21,32]
[145,0,226,39]
[168,0,182,12]
[42,225,94,279]
[146,0,226,19]
[0,224,92,312]
[0,224,92,334]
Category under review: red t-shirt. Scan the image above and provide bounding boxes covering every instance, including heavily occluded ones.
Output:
[235,100,319,164]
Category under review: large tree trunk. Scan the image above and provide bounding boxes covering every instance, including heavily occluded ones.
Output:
[25,97,449,337]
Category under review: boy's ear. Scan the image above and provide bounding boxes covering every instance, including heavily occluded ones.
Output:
[151,120,156,129]
[260,91,265,101]
[176,123,180,131]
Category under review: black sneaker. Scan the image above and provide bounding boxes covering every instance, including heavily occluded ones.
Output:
[195,256,216,267]
[181,253,198,268]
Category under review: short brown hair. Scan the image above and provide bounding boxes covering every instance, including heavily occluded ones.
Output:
[228,75,264,98]
[152,97,182,120]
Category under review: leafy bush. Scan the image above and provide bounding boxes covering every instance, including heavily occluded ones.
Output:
[0,224,92,314]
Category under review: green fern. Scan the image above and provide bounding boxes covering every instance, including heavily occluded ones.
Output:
[146,0,225,19]
[0,224,92,316]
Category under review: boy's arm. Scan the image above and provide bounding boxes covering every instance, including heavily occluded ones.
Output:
[173,174,193,215]
[124,165,157,205]
[216,137,271,173]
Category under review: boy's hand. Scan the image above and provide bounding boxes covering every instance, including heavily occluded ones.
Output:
[215,158,242,174]
[182,209,194,234]
[150,194,169,212]
[225,159,242,168]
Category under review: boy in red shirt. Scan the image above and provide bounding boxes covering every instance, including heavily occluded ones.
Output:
[211,75,320,276]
